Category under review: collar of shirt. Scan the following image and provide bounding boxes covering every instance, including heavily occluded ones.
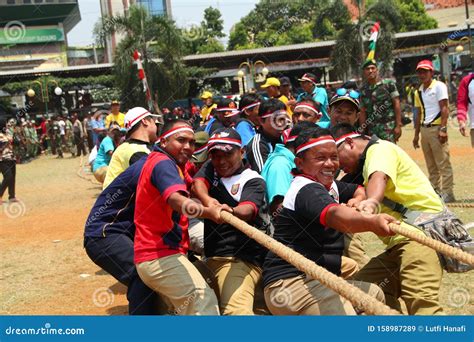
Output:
[127,138,151,146]
[273,143,295,159]
[419,79,437,91]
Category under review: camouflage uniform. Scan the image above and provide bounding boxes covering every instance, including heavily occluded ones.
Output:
[51,120,63,158]
[65,118,75,156]
[360,79,399,142]
[13,126,27,163]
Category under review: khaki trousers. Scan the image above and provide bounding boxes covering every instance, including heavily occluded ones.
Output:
[205,257,263,315]
[353,239,443,315]
[264,275,384,315]
[420,126,454,195]
[344,233,370,269]
[136,254,220,315]
[93,166,108,184]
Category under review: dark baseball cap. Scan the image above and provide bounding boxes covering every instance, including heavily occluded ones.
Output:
[207,128,242,153]
[279,76,291,86]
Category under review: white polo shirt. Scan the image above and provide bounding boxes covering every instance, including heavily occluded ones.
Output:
[415,80,448,125]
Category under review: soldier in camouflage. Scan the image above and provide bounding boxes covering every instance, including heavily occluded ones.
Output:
[359,59,402,143]
[51,116,63,158]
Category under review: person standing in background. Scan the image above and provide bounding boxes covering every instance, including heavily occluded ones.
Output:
[457,72,474,147]
[413,59,455,203]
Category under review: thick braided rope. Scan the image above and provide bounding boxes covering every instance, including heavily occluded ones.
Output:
[447,203,474,208]
[220,211,399,315]
[388,223,474,267]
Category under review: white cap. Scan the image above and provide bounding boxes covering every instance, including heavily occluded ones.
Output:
[124,107,160,131]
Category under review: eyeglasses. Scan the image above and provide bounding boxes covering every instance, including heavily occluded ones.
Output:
[336,88,360,99]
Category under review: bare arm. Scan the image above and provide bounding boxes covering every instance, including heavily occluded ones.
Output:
[191,179,220,207]
[413,106,422,149]
[392,97,402,141]
[326,205,396,236]
[438,99,449,144]
[168,192,224,224]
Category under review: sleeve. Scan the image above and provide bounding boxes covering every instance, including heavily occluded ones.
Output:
[235,121,254,146]
[239,177,266,218]
[91,120,98,130]
[388,80,400,98]
[414,90,421,108]
[129,151,148,166]
[436,82,449,102]
[313,88,328,106]
[104,115,111,128]
[363,144,398,186]
[245,137,270,173]
[103,137,115,154]
[265,160,293,204]
[193,160,214,189]
[335,180,359,204]
[294,183,339,226]
[456,76,469,122]
[150,159,188,201]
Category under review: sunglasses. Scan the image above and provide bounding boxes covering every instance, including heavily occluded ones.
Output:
[336,88,360,99]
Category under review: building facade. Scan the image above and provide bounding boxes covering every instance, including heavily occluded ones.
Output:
[0,0,80,71]
[99,0,172,63]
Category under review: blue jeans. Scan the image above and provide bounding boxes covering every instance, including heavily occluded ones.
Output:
[84,234,159,315]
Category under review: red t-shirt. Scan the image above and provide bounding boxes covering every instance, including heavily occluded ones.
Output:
[134,150,189,263]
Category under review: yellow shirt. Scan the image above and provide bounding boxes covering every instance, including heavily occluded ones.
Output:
[200,104,217,123]
[105,112,126,128]
[363,140,443,249]
[278,95,293,117]
[103,141,151,189]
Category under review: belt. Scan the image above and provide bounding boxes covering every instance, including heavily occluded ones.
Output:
[421,123,439,128]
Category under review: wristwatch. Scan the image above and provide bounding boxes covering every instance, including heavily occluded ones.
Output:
[439,126,447,133]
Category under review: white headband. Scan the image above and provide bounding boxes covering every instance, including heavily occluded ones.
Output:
[160,126,194,140]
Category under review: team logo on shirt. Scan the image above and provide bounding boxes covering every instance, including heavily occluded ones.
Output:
[231,183,240,195]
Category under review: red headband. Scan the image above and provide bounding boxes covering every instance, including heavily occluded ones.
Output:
[296,135,336,155]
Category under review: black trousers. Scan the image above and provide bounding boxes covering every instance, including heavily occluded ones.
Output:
[74,133,86,156]
[84,234,159,315]
[0,159,16,199]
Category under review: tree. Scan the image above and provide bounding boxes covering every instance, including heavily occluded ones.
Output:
[94,5,203,109]
[182,6,225,55]
[331,0,410,80]
[228,0,437,51]
[396,0,437,32]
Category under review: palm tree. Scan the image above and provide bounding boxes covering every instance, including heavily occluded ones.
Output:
[330,0,401,80]
[94,5,190,109]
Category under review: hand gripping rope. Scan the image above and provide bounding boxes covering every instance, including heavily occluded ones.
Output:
[220,211,400,315]
[387,223,474,267]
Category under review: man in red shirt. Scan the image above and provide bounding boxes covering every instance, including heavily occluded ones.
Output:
[134,119,222,315]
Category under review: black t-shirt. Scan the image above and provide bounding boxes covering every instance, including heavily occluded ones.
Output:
[194,160,269,265]
[245,131,279,173]
[262,176,358,287]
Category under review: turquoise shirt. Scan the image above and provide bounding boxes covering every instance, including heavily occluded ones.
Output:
[93,136,115,171]
[297,86,330,128]
[261,144,295,204]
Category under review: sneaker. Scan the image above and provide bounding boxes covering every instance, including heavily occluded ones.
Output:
[8,198,19,203]
[441,193,456,203]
